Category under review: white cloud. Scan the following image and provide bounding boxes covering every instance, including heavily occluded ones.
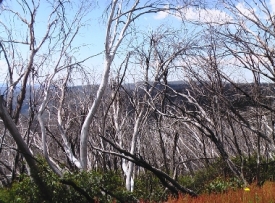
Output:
[270,0,275,14]
[153,4,232,24]
[236,2,257,18]
[153,5,169,20]
[181,7,233,24]
[154,11,169,19]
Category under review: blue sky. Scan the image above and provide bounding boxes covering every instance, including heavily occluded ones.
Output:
[0,2,160,70]
[1,0,275,84]
[0,0,187,84]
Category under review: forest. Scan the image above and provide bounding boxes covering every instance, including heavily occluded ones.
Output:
[1,0,275,202]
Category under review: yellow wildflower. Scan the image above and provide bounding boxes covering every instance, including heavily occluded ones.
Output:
[244,187,250,192]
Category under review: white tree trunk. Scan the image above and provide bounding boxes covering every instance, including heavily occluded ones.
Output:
[57,68,82,169]
[0,96,52,200]
[79,0,138,169]
[37,74,62,176]
[123,111,143,191]
[80,57,112,169]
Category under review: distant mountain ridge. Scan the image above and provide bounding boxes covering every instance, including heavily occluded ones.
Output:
[0,81,274,116]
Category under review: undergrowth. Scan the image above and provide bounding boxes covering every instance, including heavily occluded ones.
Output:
[0,155,275,202]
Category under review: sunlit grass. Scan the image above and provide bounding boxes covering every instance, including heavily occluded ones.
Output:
[166,181,275,203]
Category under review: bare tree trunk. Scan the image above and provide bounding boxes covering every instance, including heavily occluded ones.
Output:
[123,111,143,192]
[57,68,82,169]
[0,96,52,201]
[102,135,198,197]
[80,58,112,169]
[37,75,62,176]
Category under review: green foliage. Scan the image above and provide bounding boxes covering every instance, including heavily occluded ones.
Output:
[0,174,41,203]
[61,170,136,203]
[232,155,275,184]
[133,172,168,202]
[2,155,275,202]
[177,157,247,194]
[178,161,223,193]
[0,158,135,203]
[204,177,241,194]
[178,155,275,195]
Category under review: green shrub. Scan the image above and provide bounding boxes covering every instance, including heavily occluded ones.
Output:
[178,161,223,193]
[133,172,168,202]
[204,176,242,194]
[0,158,136,203]
[0,174,43,203]
[231,155,275,184]
[2,155,275,202]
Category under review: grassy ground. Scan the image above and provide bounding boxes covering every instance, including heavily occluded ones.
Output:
[165,182,275,203]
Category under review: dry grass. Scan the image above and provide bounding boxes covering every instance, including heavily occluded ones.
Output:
[166,181,275,203]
